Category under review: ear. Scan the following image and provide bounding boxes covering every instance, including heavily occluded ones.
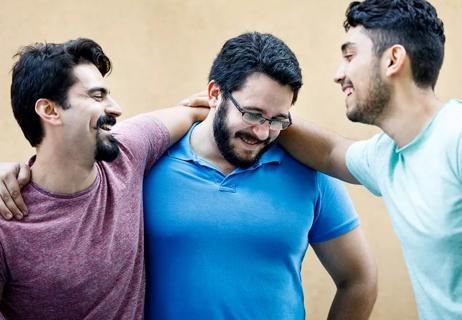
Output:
[35,99,62,126]
[207,80,222,109]
[384,45,407,78]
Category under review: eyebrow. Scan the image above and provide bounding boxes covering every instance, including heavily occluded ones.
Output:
[87,87,109,95]
[341,42,356,53]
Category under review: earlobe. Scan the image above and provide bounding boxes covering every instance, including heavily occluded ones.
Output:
[35,99,62,125]
[385,45,407,77]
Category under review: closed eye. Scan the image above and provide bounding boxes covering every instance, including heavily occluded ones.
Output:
[343,54,354,62]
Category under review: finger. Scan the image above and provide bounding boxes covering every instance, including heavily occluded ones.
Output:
[17,164,31,189]
[180,91,209,107]
[4,173,28,216]
[188,96,210,108]
[0,197,13,220]
[0,181,23,220]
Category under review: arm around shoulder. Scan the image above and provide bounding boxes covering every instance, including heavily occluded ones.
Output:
[279,117,359,184]
[147,106,209,146]
[0,163,30,221]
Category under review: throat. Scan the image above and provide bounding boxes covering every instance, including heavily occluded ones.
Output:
[31,158,98,195]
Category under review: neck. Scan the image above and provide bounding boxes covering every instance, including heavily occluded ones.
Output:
[376,85,443,148]
[32,139,97,194]
[190,112,236,175]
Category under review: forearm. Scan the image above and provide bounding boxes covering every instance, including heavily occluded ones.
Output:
[148,106,208,146]
[279,118,357,183]
[327,281,377,320]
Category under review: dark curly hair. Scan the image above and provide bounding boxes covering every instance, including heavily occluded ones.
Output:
[344,0,445,89]
[11,38,111,146]
[208,32,302,105]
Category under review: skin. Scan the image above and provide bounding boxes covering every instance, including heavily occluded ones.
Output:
[0,63,208,219]
[31,63,123,194]
[189,72,377,319]
[199,72,292,174]
[279,26,443,182]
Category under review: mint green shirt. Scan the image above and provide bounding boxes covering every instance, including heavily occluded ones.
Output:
[346,100,462,320]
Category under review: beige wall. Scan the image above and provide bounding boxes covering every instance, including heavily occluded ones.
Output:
[1,1,460,319]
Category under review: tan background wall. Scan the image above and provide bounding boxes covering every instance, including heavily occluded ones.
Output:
[0,1,460,319]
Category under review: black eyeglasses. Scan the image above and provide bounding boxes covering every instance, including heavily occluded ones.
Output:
[226,92,292,131]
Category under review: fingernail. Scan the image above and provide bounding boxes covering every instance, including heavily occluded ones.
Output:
[6,214,12,220]
[15,215,23,220]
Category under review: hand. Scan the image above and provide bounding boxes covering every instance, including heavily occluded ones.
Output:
[180,90,209,108]
[0,163,31,220]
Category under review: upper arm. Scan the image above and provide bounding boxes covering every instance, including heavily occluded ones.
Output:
[112,114,171,172]
[312,227,377,288]
[279,118,359,184]
[329,138,358,184]
[147,106,209,146]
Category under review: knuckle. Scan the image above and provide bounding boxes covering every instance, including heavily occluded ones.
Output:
[11,190,19,199]
[0,193,9,202]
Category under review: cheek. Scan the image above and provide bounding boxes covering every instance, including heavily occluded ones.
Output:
[269,130,281,141]
[228,118,249,133]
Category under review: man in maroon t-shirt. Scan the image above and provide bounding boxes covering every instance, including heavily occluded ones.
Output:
[0,38,205,319]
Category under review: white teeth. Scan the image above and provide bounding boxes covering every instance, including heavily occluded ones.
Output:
[344,87,354,96]
[241,137,259,145]
[100,124,112,131]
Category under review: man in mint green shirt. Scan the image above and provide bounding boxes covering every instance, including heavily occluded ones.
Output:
[279,0,461,319]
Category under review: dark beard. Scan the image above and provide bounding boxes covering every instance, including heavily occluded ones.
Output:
[94,115,120,162]
[347,63,391,125]
[95,132,120,162]
[213,99,274,168]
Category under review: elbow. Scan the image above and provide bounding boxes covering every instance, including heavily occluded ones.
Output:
[338,264,378,310]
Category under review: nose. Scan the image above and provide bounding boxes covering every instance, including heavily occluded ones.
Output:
[104,95,122,118]
[334,63,346,84]
[251,122,271,141]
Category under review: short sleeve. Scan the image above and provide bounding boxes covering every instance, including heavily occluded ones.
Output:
[0,240,7,302]
[308,173,359,244]
[112,114,170,173]
[456,131,462,183]
[345,135,382,196]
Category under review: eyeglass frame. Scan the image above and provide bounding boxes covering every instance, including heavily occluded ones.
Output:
[225,92,292,131]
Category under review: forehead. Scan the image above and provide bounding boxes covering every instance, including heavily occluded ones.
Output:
[233,73,293,114]
[342,26,374,52]
[70,63,105,91]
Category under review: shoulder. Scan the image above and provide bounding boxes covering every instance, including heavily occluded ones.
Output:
[433,100,462,135]
[112,114,169,147]
[276,146,319,179]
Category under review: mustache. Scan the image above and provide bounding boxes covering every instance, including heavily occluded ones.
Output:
[96,114,117,129]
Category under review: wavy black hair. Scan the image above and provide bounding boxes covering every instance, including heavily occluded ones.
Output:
[345,0,445,89]
[209,32,302,104]
[11,38,111,146]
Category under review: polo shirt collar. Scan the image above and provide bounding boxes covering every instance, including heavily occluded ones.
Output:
[168,122,284,170]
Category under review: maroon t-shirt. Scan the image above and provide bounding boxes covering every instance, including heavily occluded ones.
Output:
[0,115,169,320]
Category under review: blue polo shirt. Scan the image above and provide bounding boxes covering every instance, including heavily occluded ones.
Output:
[143,124,359,319]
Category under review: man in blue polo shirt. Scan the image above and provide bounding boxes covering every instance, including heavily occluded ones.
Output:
[143,32,377,319]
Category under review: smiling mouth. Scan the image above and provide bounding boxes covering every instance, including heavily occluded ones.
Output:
[96,115,117,132]
[240,136,261,146]
[343,86,354,96]
[99,124,113,131]
[236,132,266,147]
